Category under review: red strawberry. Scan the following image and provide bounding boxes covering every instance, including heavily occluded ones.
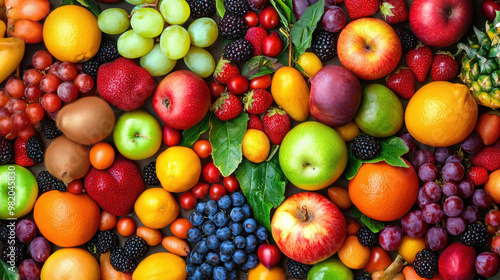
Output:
[386,67,416,99]
[213,93,243,121]
[247,113,264,131]
[262,107,291,145]
[431,52,459,81]
[14,138,34,167]
[244,27,268,56]
[213,58,240,85]
[405,44,433,82]
[344,0,380,20]
[468,166,489,186]
[380,0,408,24]
[471,147,500,172]
[243,89,273,115]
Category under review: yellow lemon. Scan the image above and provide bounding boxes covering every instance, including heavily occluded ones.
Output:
[133,252,186,280]
[156,146,201,192]
[41,248,100,280]
[297,52,323,78]
[242,129,270,163]
[134,188,179,229]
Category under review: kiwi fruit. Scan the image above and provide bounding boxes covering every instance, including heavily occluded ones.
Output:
[45,135,91,183]
[56,96,115,145]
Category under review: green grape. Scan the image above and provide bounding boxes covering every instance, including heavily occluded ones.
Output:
[117,30,154,59]
[131,8,164,38]
[183,46,215,78]
[140,44,177,76]
[98,8,130,35]
[188,17,218,48]
[159,0,190,25]
[125,0,145,5]
[160,25,190,60]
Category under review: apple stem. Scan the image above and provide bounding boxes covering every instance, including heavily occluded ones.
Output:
[131,134,150,143]
[298,206,311,222]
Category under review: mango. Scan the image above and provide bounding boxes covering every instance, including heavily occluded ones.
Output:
[270,66,310,121]
[0,20,24,84]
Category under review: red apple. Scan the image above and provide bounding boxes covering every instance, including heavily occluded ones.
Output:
[257,244,282,269]
[271,192,346,265]
[439,242,476,280]
[409,0,473,48]
[482,0,500,22]
[337,18,401,80]
[152,70,211,130]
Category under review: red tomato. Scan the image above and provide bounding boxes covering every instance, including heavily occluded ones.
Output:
[117,217,136,237]
[179,191,197,210]
[262,33,283,57]
[363,247,392,273]
[250,74,272,90]
[210,184,227,201]
[192,182,210,199]
[223,176,240,192]
[67,180,84,194]
[244,11,259,27]
[210,81,225,100]
[162,125,181,146]
[170,218,194,239]
[203,161,223,183]
[193,139,212,158]
[259,6,279,29]
[227,75,249,95]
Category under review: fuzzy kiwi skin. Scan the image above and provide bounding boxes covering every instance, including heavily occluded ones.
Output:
[45,135,91,184]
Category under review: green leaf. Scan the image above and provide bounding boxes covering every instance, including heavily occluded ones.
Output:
[344,151,363,180]
[352,208,385,233]
[216,0,225,18]
[268,0,293,29]
[0,259,20,280]
[179,112,211,147]
[60,0,100,17]
[235,152,287,232]
[241,56,283,79]
[209,113,249,177]
[290,0,324,58]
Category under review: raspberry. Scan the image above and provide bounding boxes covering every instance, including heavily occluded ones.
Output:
[351,135,382,160]
[287,258,310,279]
[459,223,490,247]
[413,249,439,279]
[356,227,377,247]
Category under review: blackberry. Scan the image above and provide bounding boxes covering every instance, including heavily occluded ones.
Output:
[97,231,119,254]
[82,56,100,80]
[85,235,100,260]
[123,237,148,260]
[218,13,248,40]
[40,118,62,139]
[97,38,120,64]
[143,161,160,185]
[356,276,371,280]
[26,136,44,164]
[223,39,254,64]
[110,247,137,273]
[287,258,310,279]
[224,0,250,16]
[356,227,377,247]
[459,223,490,247]
[1,241,26,266]
[36,171,66,193]
[312,31,337,61]
[413,249,439,279]
[0,221,11,243]
[187,0,215,18]
[395,27,418,52]
[0,136,13,164]
[351,135,382,161]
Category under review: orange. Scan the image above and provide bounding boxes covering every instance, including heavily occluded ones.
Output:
[486,170,500,203]
[33,190,100,247]
[43,5,101,63]
[248,262,286,280]
[405,81,478,147]
[348,159,418,221]
[398,236,426,263]
[156,146,201,193]
[41,248,100,280]
[337,235,371,269]
[134,188,180,229]
[297,52,322,78]
[334,121,360,142]
[242,129,270,163]
[132,252,187,280]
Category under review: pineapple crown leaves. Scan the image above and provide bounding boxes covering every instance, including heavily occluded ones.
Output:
[211,92,231,111]
[266,107,287,117]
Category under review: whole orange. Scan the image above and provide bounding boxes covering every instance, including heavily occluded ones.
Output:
[34,190,100,247]
[486,170,500,203]
[41,248,100,280]
[337,235,371,269]
[348,159,418,221]
[248,262,286,280]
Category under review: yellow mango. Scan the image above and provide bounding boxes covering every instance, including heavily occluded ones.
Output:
[0,20,24,84]
[270,66,310,121]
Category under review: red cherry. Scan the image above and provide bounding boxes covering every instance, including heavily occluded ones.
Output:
[257,244,282,269]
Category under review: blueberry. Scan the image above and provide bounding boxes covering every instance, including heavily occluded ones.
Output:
[230,223,243,236]
[194,240,209,254]
[242,254,259,271]
[205,234,221,250]
[191,250,205,264]
[186,264,197,276]
[220,252,232,262]
[217,227,231,241]
[234,236,246,249]
[205,251,220,266]
[202,220,217,235]
[243,218,257,233]
[242,204,252,219]
[213,212,228,227]
[187,227,202,243]
[192,268,204,280]
[218,195,232,209]
[228,269,238,280]
[220,240,236,255]
[199,262,213,276]
[231,192,245,207]
[208,213,216,221]
[190,211,204,226]
[213,266,229,280]
[196,202,206,214]
[245,234,258,253]
[225,260,236,271]
[256,226,268,241]
[230,207,245,222]
[232,249,248,265]
[206,200,218,215]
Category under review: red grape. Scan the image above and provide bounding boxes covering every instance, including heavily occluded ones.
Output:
[41,93,62,112]
[476,252,500,278]
[434,147,452,164]
[24,85,42,101]
[32,50,53,70]
[57,82,78,102]
[17,125,36,140]
[445,216,466,235]
[462,206,481,224]
[57,62,78,81]
[486,210,500,227]
[0,89,11,107]
[421,203,444,224]
[248,0,266,10]
[25,103,44,124]
[442,162,465,183]
[378,225,403,251]
[417,188,431,208]
[443,196,464,217]
[492,236,500,256]
[411,149,435,169]
[0,116,15,136]
[401,210,429,238]
[23,69,43,86]
[422,182,442,202]
[442,182,459,197]
[400,132,416,156]
[457,179,475,198]
[321,5,346,33]
[11,111,30,130]
[16,218,37,243]
[29,236,51,262]
[46,61,61,75]
[40,73,61,93]
[0,108,10,118]
[73,73,94,93]
[5,78,26,99]
[7,98,27,113]
[425,226,448,251]
[445,155,462,164]
[461,131,483,154]
[18,259,41,280]
[418,163,438,182]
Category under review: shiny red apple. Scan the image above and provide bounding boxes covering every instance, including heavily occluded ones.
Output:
[482,0,500,22]
[439,242,476,280]
[257,244,282,269]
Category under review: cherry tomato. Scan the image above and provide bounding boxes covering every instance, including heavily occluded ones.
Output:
[117,217,136,237]
[244,11,259,27]
[163,125,181,146]
[482,0,500,22]
[192,182,210,199]
[210,183,227,201]
[259,6,279,29]
[67,180,84,194]
[170,218,194,239]
[99,210,117,231]
[223,175,240,192]
[89,142,115,170]
[250,74,272,90]
[193,139,212,158]
[262,33,283,57]
[179,191,197,210]
[227,75,249,95]
[363,247,392,273]
[210,81,226,100]
[203,161,223,183]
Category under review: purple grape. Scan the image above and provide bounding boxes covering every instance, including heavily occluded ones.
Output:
[476,252,500,278]
[442,162,465,183]
[425,227,448,251]
[248,0,267,10]
[445,155,462,164]
[418,163,438,182]
[417,188,432,208]
[30,236,51,263]
[457,179,475,198]
[422,182,442,202]
[434,147,452,164]
[16,218,37,244]
[18,259,41,280]
[443,196,464,217]
[400,132,417,157]
[462,206,481,224]
[421,203,444,224]
[321,5,346,33]
[411,149,435,169]
[472,189,493,209]
[461,131,483,154]
[486,210,500,227]
[442,182,459,197]
[378,225,403,251]
[401,210,429,238]
[445,217,466,235]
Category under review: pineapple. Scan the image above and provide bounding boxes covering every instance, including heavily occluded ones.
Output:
[457,13,500,109]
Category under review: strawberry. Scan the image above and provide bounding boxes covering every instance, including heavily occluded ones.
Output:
[430,52,459,81]
[213,93,243,121]
[262,107,291,145]
[213,58,240,85]
[247,113,264,131]
[243,89,273,114]
[405,44,433,82]
[244,27,268,56]
[386,67,416,99]
[468,166,489,186]
[344,0,380,20]
[471,147,500,172]
[380,0,408,24]
[14,138,34,167]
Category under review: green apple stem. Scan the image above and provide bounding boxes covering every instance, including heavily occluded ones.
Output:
[298,206,313,222]
[132,134,150,143]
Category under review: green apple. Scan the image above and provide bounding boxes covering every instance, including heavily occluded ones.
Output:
[279,121,347,191]
[0,164,38,220]
[113,110,162,160]
[307,257,353,280]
